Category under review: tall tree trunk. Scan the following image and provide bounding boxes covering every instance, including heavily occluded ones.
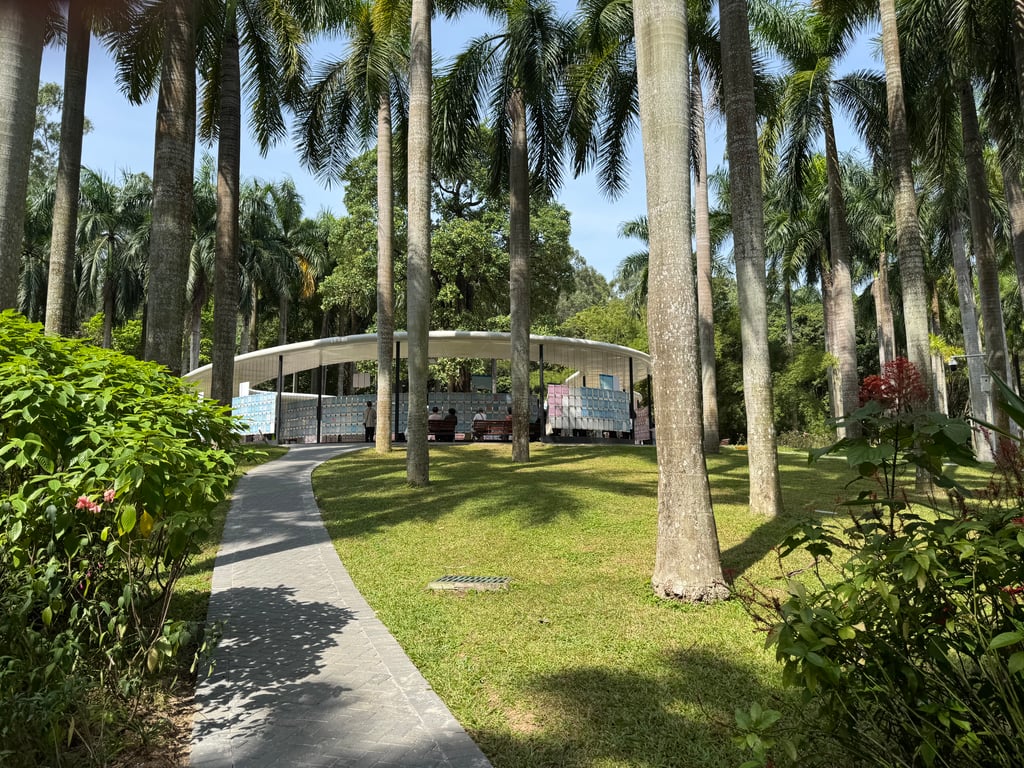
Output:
[692,60,719,454]
[718,0,782,517]
[997,151,1024,320]
[406,0,432,484]
[376,95,395,452]
[189,278,207,372]
[821,264,839,421]
[0,4,44,309]
[509,90,531,463]
[879,0,931,390]
[102,283,114,348]
[930,283,948,415]
[873,249,896,369]
[278,294,289,345]
[958,78,1011,439]
[145,0,196,376]
[823,95,859,437]
[949,215,993,461]
[783,282,794,349]
[211,13,241,406]
[45,0,89,335]
[635,0,727,602]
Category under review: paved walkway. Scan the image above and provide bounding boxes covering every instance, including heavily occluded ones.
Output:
[190,444,493,768]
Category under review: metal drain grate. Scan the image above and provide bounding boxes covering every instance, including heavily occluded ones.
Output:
[427,575,510,591]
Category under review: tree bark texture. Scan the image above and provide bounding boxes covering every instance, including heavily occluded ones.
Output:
[879,0,932,390]
[0,4,44,309]
[692,61,720,454]
[508,90,532,463]
[211,14,241,406]
[46,0,90,336]
[998,151,1024,321]
[145,0,196,376]
[406,0,432,485]
[718,0,782,517]
[376,94,395,452]
[823,95,859,437]
[873,250,896,369]
[958,78,1011,437]
[635,0,727,602]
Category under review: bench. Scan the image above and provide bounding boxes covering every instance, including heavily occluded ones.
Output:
[428,419,457,442]
[472,419,512,441]
[472,419,543,441]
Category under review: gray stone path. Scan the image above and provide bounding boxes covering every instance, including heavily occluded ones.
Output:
[190,444,493,768]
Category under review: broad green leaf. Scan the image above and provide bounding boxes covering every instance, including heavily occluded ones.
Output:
[989,631,1024,650]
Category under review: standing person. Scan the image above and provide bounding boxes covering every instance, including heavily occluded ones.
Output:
[363,401,376,442]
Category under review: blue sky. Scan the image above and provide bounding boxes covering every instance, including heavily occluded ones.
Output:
[39,1,877,282]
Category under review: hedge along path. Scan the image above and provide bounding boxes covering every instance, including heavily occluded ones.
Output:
[191,444,492,768]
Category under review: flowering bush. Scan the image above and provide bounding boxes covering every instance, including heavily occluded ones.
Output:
[0,312,239,765]
[741,360,1024,768]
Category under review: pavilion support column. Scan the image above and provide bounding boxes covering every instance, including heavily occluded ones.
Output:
[628,357,635,442]
[316,364,324,444]
[394,340,404,441]
[275,354,284,445]
[539,344,546,438]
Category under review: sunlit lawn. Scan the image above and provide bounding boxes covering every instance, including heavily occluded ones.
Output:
[311,443,898,768]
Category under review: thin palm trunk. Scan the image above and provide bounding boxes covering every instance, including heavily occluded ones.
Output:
[998,151,1024,320]
[821,263,841,422]
[189,279,206,372]
[930,283,947,415]
[509,89,531,462]
[211,12,241,406]
[635,0,727,602]
[949,215,993,460]
[0,5,44,309]
[375,94,395,453]
[45,0,90,336]
[823,95,859,437]
[958,78,1010,438]
[879,0,931,388]
[145,0,196,376]
[692,60,719,453]
[102,280,114,348]
[406,0,432,484]
[718,0,782,517]
[873,250,896,368]
[279,294,289,344]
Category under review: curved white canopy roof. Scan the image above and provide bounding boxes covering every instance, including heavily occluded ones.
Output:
[183,331,651,396]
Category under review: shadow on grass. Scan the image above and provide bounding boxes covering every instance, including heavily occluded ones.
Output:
[470,647,784,768]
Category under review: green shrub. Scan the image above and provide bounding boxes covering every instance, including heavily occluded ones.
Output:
[0,311,238,766]
[744,359,1024,768]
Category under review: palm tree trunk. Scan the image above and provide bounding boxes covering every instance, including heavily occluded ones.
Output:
[406,0,432,483]
[949,215,993,460]
[823,95,859,437]
[45,0,89,336]
[211,11,241,406]
[103,284,114,349]
[278,294,289,345]
[821,264,838,421]
[873,249,896,369]
[929,283,948,415]
[145,0,196,376]
[784,282,794,348]
[376,94,395,453]
[879,0,931,389]
[189,278,207,372]
[0,5,44,309]
[718,0,782,517]
[692,60,719,454]
[508,89,531,463]
[635,0,727,602]
[997,150,1024,320]
[958,78,1011,439]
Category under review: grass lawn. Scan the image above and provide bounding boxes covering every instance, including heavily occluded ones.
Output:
[312,443,872,768]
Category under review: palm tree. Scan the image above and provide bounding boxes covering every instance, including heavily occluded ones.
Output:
[20,181,56,323]
[719,0,782,517]
[435,0,572,462]
[0,4,47,310]
[405,0,431,484]
[45,0,131,336]
[187,156,218,372]
[297,0,408,452]
[634,0,727,602]
[77,169,151,348]
[756,2,874,438]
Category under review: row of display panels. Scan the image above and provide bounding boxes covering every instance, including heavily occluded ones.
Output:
[232,386,633,439]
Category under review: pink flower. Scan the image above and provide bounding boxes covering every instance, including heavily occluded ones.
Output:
[103,488,115,504]
[75,495,101,514]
